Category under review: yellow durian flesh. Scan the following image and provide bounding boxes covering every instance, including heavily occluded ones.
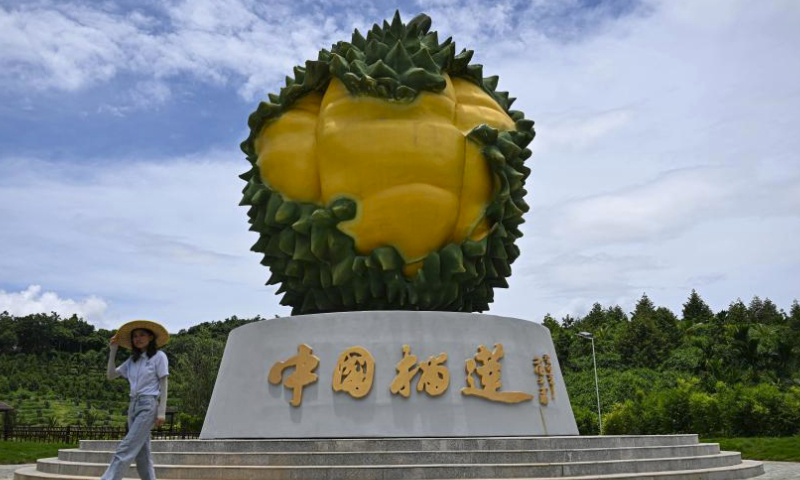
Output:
[253,74,515,276]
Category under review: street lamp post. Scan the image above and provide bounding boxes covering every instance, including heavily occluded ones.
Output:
[577,331,602,434]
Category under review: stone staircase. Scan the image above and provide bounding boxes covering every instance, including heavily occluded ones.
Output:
[14,435,764,480]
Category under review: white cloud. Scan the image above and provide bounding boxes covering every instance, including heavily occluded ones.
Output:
[0,0,657,102]
[0,285,109,325]
[0,153,283,330]
[544,109,633,150]
[0,4,135,91]
[538,166,800,245]
[483,1,800,321]
[523,252,662,293]
[505,163,800,320]
[1,0,799,327]
[98,80,173,116]
[0,0,371,100]
[415,0,518,42]
[130,80,172,108]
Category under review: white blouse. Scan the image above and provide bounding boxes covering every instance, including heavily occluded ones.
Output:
[116,350,169,397]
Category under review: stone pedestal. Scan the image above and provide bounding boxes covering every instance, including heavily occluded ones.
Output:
[201,311,578,438]
[16,435,766,480]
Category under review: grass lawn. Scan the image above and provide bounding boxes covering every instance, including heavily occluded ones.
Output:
[0,441,76,464]
[702,437,800,462]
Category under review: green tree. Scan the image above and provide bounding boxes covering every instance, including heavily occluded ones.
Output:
[654,306,682,351]
[580,303,606,331]
[15,313,57,354]
[0,328,18,354]
[543,313,570,364]
[171,334,226,427]
[681,290,713,325]
[616,294,669,368]
[83,408,98,427]
[749,297,785,325]
[789,301,800,334]
[720,299,750,368]
[786,301,800,377]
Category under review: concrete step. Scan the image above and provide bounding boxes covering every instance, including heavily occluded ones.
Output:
[34,452,744,479]
[13,459,764,480]
[58,444,722,466]
[80,435,701,453]
[15,436,763,480]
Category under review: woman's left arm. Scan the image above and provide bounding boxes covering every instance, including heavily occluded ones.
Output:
[155,351,169,427]
[156,376,168,426]
[106,338,121,380]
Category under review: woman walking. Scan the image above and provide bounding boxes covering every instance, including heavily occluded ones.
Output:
[102,320,169,480]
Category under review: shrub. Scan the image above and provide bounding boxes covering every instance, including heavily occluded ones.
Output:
[573,406,600,435]
[604,400,642,435]
[688,391,721,436]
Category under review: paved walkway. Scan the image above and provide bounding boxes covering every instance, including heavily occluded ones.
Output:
[2,461,799,479]
[759,461,800,479]
[0,464,32,480]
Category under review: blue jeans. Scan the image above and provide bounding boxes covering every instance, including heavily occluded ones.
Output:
[101,395,157,480]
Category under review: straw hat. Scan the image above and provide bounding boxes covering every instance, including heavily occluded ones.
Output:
[115,320,170,349]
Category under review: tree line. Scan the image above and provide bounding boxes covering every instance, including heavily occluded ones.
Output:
[547,292,800,436]
[1,291,799,436]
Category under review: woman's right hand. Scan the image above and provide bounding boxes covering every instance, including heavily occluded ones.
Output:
[109,335,119,347]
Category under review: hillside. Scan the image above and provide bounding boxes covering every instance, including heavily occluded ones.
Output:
[1,292,799,436]
[0,314,259,430]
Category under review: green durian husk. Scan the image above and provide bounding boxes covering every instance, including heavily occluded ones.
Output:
[239,12,535,315]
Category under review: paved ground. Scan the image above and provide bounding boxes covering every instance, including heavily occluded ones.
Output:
[2,461,799,479]
[0,464,31,480]
[759,462,800,479]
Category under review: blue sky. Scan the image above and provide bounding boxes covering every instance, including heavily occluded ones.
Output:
[1,0,798,330]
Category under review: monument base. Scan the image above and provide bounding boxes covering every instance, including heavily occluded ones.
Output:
[15,435,764,480]
[201,311,577,438]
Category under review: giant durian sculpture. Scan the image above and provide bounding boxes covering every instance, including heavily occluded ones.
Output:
[240,12,534,314]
